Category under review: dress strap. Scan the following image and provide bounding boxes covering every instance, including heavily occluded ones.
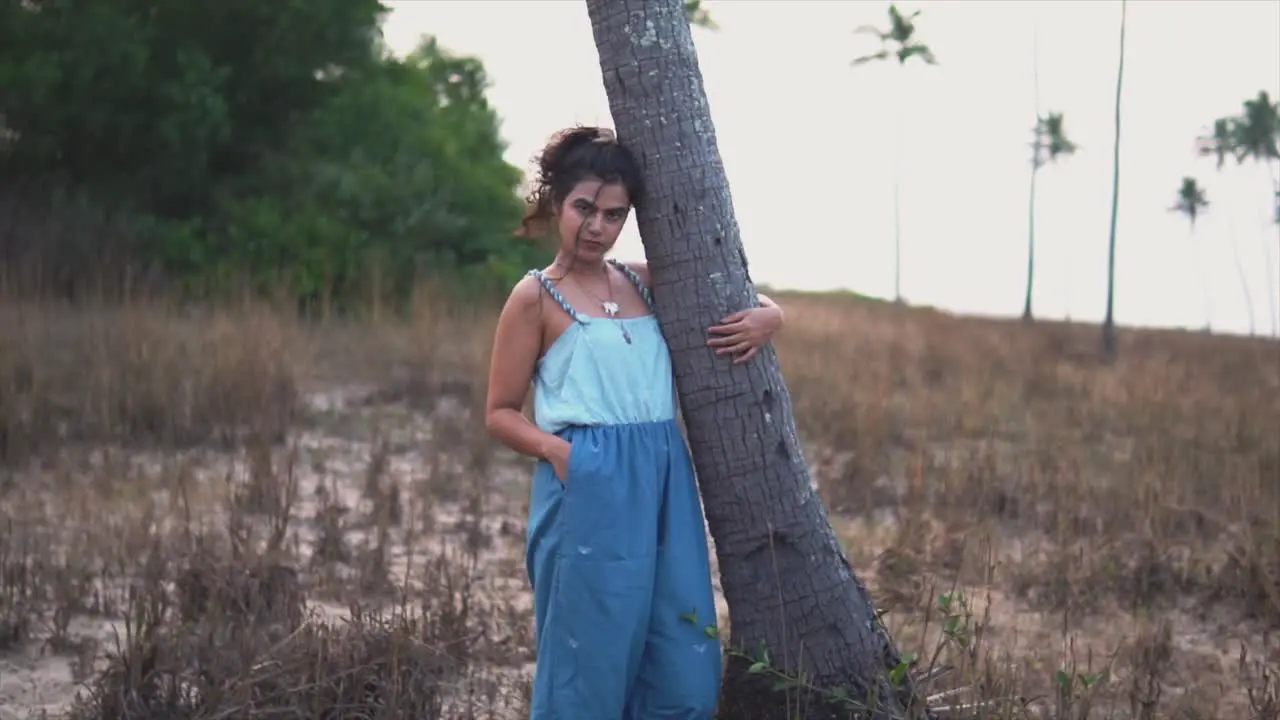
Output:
[608,259,655,311]
[527,269,588,324]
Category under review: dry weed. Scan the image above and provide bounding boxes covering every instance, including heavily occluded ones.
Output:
[1,286,1277,720]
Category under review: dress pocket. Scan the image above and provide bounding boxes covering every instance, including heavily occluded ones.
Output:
[563,434,587,488]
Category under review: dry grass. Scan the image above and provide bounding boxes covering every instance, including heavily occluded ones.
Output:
[1,283,1277,720]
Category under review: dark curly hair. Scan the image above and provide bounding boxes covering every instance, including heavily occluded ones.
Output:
[517,126,645,237]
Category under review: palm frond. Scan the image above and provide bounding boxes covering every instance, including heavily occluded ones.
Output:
[852,23,889,40]
[887,5,922,42]
[1196,118,1236,170]
[851,3,936,68]
[1037,112,1078,160]
[851,50,891,66]
[1172,176,1209,224]
[682,0,719,30]
[898,43,937,65]
[1236,90,1279,161]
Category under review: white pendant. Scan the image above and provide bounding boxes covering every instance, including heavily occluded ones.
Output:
[602,301,620,317]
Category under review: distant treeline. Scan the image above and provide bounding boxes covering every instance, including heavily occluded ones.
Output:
[0,0,550,308]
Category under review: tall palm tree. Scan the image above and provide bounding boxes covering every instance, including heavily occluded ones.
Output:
[1101,0,1127,358]
[1170,177,1212,330]
[1233,90,1279,337]
[1228,216,1258,335]
[1023,111,1077,321]
[851,3,937,305]
[587,0,930,717]
[1196,119,1259,335]
[1198,90,1280,336]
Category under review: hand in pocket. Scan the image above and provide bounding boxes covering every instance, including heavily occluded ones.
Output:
[547,437,573,482]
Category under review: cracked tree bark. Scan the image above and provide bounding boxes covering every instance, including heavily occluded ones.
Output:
[584,1,930,718]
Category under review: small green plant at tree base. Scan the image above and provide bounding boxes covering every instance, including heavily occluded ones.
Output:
[680,591,985,717]
[683,590,1127,718]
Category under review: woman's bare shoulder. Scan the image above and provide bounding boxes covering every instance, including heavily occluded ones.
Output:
[503,272,545,312]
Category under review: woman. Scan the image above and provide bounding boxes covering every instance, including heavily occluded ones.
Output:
[484,126,785,719]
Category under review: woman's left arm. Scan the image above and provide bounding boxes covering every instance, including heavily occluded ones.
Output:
[707,292,785,364]
[623,259,784,364]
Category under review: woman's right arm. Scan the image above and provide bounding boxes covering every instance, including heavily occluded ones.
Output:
[484,276,571,469]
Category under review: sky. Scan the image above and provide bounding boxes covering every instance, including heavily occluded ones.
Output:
[381,0,1280,336]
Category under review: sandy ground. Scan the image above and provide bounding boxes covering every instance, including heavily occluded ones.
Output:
[0,388,1272,719]
[0,388,538,718]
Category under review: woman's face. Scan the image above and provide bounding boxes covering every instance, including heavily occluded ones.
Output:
[556,176,631,262]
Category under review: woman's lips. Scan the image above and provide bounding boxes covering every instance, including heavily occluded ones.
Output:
[582,239,605,251]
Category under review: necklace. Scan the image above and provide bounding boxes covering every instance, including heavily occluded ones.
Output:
[582,274,619,317]
[570,269,632,344]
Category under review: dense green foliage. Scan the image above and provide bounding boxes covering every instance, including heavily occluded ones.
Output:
[0,0,545,305]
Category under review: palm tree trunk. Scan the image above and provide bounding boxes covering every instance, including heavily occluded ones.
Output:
[1102,0,1127,358]
[585,1,929,717]
[1190,221,1211,331]
[1065,247,1074,321]
[1229,215,1257,335]
[893,87,905,304]
[1266,160,1280,336]
[1023,17,1041,322]
[1024,167,1038,321]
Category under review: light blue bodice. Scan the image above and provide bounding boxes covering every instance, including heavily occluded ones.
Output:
[530,260,677,434]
